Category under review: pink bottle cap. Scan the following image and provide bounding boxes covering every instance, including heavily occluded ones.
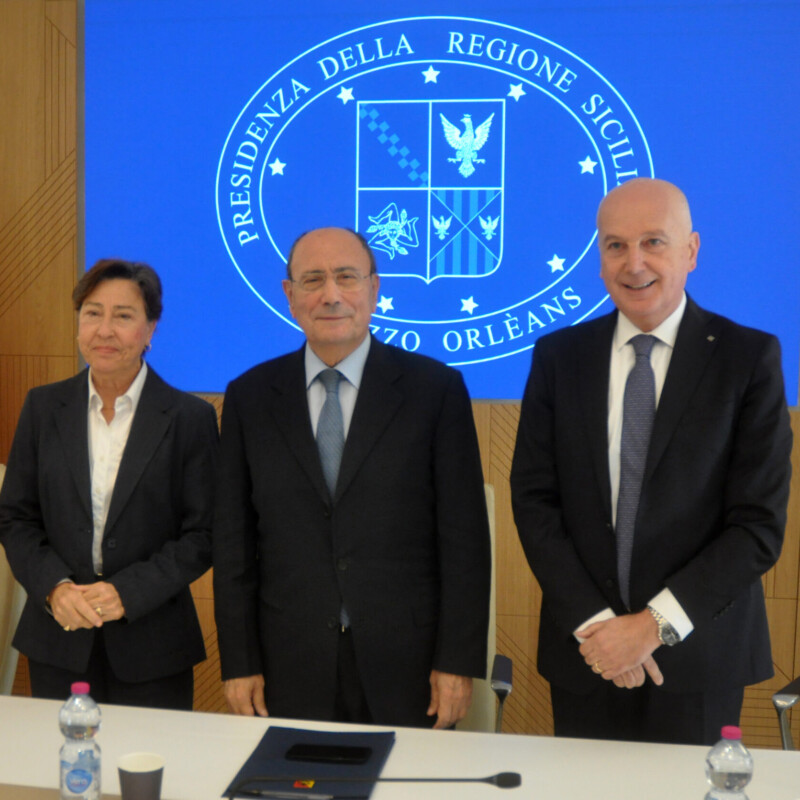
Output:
[721,725,742,739]
[70,682,90,695]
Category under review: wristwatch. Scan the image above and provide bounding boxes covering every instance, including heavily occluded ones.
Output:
[647,605,680,646]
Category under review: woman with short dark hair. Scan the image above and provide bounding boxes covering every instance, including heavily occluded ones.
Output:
[0,259,218,709]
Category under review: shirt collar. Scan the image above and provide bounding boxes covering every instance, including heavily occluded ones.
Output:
[88,360,149,412]
[613,292,687,352]
[305,335,371,390]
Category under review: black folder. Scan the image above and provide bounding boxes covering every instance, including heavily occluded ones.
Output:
[223,725,395,799]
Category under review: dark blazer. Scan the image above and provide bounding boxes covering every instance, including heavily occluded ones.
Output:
[0,367,218,683]
[213,338,491,726]
[511,297,792,693]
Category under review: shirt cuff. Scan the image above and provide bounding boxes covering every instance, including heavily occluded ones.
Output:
[573,607,616,643]
[648,588,694,641]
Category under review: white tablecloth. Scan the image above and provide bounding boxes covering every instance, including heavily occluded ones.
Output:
[1,696,798,799]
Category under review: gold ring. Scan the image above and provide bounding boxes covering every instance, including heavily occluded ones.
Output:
[96,607,102,615]
[63,625,70,632]
[593,661,602,673]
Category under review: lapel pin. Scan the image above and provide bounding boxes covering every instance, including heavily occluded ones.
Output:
[707,335,715,342]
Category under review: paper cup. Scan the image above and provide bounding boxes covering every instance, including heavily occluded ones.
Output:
[118,752,165,800]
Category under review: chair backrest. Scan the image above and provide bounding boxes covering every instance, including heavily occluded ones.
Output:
[772,677,800,750]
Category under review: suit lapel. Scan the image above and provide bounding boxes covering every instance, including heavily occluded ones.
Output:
[645,297,718,480]
[269,348,331,502]
[53,372,92,519]
[579,314,616,520]
[335,339,403,502]
[104,368,173,535]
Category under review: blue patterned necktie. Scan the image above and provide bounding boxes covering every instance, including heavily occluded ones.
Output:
[616,334,656,609]
[316,368,350,628]
[316,368,344,496]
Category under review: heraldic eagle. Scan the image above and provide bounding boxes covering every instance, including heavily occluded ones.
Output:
[439,112,495,178]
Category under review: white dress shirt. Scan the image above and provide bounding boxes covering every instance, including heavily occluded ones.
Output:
[576,294,694,641]
[87,361,148,576]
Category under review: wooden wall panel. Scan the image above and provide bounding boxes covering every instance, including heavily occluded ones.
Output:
[2,0,800,751]
[45,9,77,175]
[472,403,552,734]
[0,240,77,358]
[0,2,46,225]
[191,570,227,713]
[0,0,78,466]
[764,412,800,748]
[1,0,79,699]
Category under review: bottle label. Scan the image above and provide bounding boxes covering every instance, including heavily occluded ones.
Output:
[64,768,92,794]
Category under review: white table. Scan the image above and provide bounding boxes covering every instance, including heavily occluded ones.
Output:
[0,696,798,799]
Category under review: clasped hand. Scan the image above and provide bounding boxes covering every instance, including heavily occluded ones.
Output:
[577,610,664,689]
[50,581,126,630]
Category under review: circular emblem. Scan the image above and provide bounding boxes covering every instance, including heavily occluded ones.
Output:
[216,16,653,365]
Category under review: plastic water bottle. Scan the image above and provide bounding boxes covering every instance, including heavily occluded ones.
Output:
[59,682,101,800]
[704,725,753,800]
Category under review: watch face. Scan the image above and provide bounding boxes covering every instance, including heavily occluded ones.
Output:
[660,623,680,646]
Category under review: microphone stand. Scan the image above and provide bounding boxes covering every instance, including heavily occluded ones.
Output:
[491,654,513,733]
[227,770,522,798]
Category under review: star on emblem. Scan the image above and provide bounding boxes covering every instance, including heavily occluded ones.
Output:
[377,296,394,313]
[268,158,286,176]
[547,254,566,272]
[337,86,354,104]
[508,83,526,101]
[422,65,440,83]
[461,296,478,315]
[579,156,598,174]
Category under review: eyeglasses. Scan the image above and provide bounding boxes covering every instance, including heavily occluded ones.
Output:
[291,270,372,293]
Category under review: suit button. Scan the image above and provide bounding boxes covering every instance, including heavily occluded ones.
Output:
[605,579,615,588]
[337,558,348,571]
[323,508,332,519]
[327,617,338,629]
[106,538,117,549]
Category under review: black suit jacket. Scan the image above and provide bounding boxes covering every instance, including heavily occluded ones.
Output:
[0,367,218,682]
[510,297,792,693]
[213,338,491,726]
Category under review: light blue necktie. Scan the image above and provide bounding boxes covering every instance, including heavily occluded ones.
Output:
[316,368,350,628]
[616,334,656,609]
[316,369,344,497]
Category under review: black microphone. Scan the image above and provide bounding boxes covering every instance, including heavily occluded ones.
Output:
[228,771,522,797]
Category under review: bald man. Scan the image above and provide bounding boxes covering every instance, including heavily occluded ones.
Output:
[510,178,792,744]
[213,227,490,729]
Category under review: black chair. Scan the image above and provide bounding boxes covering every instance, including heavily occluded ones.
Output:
[771,676,800,750]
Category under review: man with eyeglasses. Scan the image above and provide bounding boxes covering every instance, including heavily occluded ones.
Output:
[213,227,491,728]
